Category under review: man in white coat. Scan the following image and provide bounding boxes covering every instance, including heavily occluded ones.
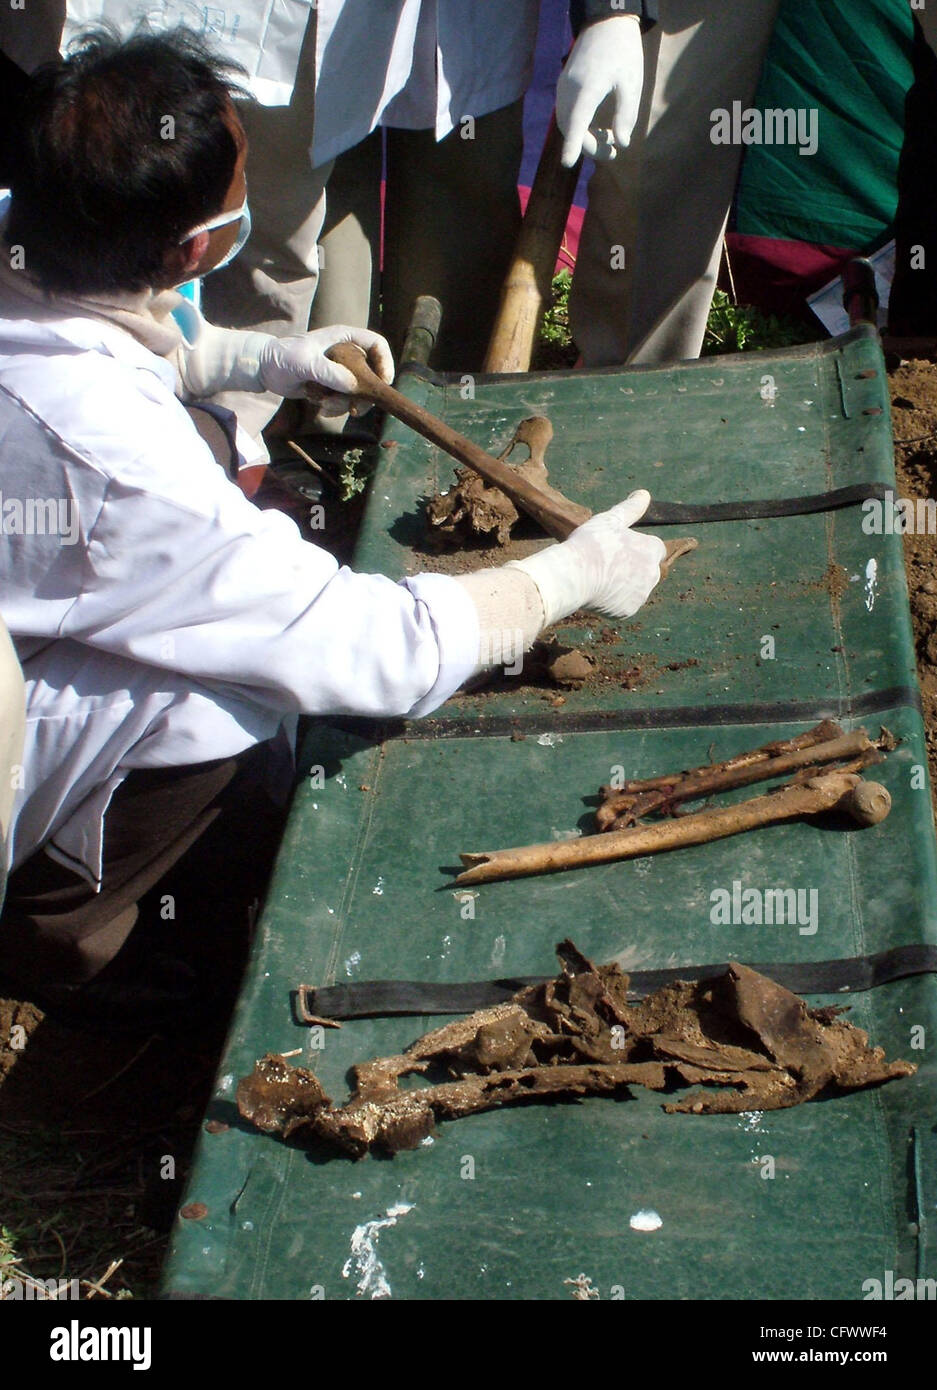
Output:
[56,0,547,440]
[0,28,667,1016]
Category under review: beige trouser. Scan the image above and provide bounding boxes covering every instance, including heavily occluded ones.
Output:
[570,0,781,366]
[310,102,525,373]
[0,2,63,72]
[306,130,384,335]
[203,13,525,439]
[200,19,331,441]
[0,619,25,884]
[915,5,937,57]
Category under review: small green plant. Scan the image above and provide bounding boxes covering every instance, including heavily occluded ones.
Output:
[703,289,817,355]
[339,447,371,502]
[540,269,573,349]
[0,1224,19,1275]
[0,1219,50,1298]
[534,274,818,366]
[533,270,578,370]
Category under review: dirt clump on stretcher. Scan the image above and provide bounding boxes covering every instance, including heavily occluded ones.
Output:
[237,940,913,1158]
[425,463,533,547]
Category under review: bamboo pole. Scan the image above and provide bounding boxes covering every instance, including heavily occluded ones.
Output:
[482,118,582,375]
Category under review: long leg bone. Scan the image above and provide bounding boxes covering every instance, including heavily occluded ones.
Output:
[326,342,697,579]
[327,342,590,538]
[455,772,891,886]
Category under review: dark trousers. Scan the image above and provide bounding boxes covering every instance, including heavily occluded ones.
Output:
[0,740,290,996]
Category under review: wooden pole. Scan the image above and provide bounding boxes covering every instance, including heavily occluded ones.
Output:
[483,118,582,374]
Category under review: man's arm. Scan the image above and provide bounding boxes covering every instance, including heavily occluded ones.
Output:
[570,1,657,33]
[58,403,478,721]
[559,2,658,167]
[57,376,664,725]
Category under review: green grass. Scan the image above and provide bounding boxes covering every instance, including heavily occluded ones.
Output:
[702,289,819,356]
[535,269,578,369]
[534,273,820,365]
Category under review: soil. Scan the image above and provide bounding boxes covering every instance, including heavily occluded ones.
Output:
[890,358,937,803]
[2,357,937,1296]
[797,562,850,603]
[407,520,547,577]
[0,998,231,1296]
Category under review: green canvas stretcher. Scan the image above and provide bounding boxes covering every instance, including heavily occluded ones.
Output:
[161,326,937,1300]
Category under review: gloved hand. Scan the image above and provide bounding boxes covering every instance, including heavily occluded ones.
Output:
[258,326,394,412]
[556,14,645,167]
[506,490,666,625]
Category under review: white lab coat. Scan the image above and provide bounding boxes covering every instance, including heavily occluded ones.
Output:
[0,280,478,887]
[61,1,540,164]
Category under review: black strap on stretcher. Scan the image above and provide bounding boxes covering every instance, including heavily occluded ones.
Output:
[641,482,890,525]
[294,943,937,1022]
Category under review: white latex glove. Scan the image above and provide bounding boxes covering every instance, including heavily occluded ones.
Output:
[556,14,645,167]
[257,326,394,411]
[506,489,666,625]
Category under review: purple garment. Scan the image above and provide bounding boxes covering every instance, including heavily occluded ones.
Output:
[521,0,592,207]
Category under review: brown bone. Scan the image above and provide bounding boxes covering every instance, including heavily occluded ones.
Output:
[455,772,891,886]
[596,725,881,829]
[600,720,845,796]
[237,945,914,1156]
[328,343,697,575]
[327,342,590,539]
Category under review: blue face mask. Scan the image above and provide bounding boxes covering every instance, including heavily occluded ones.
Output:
[177,191,251,278]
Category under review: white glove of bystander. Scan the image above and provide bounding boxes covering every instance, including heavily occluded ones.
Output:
[505,489,666,625]
[556,14,645,167]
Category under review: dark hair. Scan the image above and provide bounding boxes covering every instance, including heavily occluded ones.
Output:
[5,25,246,295]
